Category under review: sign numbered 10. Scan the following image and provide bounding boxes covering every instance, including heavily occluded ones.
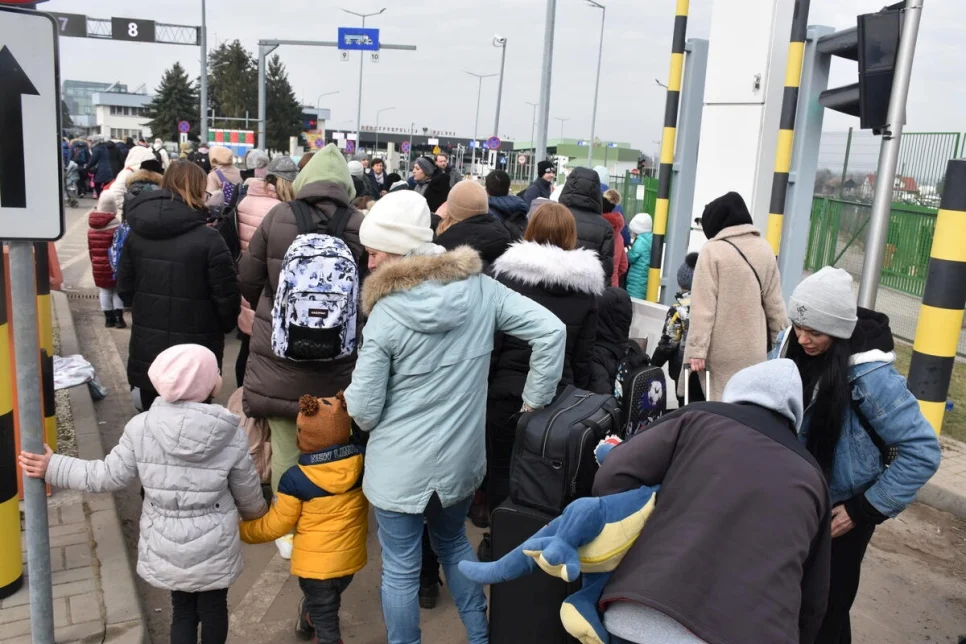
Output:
[111,17,155,42]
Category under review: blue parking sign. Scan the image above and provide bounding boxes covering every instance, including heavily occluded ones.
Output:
[338,27,380,51]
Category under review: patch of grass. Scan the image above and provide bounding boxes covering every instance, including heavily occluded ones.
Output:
[893,342,966,443]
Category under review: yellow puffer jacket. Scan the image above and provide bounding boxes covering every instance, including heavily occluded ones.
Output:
[240,444,368,580]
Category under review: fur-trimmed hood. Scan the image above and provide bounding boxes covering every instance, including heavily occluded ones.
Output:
[491,241,605,295]
[127,169,163,188]
[361,246,483,324]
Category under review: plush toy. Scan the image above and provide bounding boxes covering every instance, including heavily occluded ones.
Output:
[459,436,657,644]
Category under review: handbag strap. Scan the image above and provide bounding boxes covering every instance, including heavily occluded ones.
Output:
[720,239,763,297]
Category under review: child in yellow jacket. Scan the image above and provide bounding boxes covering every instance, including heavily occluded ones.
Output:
[240,393,368,644]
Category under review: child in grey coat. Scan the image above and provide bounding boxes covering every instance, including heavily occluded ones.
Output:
[20,344,267,644]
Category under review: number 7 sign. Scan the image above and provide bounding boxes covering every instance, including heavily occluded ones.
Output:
[48,12,87,38]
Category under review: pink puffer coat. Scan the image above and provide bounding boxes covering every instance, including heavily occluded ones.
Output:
[236,179,281,335]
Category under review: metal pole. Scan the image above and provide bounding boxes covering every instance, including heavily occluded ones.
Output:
[256,44,271,150]
[535,0,556,168]
[526,101,538,179]
[409,122,414,171]
[857,0,924,309]
[838,126,853,198]
[356,16,366,142]
[587,2,606,165]
[199,0,208,143]
[9,242,54,644]
[473,76,482,176]
[493,38,507,138]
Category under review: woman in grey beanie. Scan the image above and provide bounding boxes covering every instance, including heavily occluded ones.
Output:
[773,267,941,643]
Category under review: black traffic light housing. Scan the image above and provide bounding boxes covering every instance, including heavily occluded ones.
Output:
[818,3,903,134]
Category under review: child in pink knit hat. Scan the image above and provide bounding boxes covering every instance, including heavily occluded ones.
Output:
[20,344,266,644]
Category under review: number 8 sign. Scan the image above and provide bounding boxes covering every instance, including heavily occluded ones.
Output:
[111,17,155,42]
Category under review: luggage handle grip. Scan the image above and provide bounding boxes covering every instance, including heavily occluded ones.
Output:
[684,367,711,405]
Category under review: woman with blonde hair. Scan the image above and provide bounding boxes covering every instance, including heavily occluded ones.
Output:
[118,160,240,410]
[206,146,243,206]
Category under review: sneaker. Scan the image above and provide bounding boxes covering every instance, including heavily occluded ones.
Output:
[418,578,440,610]
[275,534,294,560]
[294,597,313,640]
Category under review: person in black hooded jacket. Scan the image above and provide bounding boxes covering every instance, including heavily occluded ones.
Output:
[588,287,639,396]
[559,166,614,285]
[485,169,529,240]
[117,160,240,411]
[435,180,512,270]
[485,201,605,514]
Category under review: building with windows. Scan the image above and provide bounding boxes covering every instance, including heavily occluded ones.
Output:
[63,80,128,120]
[67,88,153,140]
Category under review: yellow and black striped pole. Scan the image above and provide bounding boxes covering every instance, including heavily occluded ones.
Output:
[646,0,688,302]
[0,253,24,599]
[766,0,811,255]
[34,243,56,451]
[908,158,966,433]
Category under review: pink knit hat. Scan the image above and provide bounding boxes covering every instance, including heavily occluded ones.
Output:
[148,345,223,404]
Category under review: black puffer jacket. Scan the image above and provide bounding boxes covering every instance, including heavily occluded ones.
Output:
[117,190,240,392]
[488,195,529,240]
[435,214,513,270]
[559,167,614,284]
[485,240,605,508]
[588,287,636,395]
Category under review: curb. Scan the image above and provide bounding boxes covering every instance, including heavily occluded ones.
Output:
[53,292,147,644]
[916,437,966,521]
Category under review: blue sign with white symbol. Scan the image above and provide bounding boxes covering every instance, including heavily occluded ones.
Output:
[338,27,380,51]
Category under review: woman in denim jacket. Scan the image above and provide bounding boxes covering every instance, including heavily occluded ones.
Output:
[774,267,941,643]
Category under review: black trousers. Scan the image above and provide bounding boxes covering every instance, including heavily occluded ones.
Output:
[170,588,229,644]
[815,522,876,644]
[235,333,251,387]
[299,576,353,644]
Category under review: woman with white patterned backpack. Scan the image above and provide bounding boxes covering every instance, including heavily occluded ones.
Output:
[237,143,365,559]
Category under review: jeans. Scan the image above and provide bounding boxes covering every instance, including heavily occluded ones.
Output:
[98,288,124,311]
[815,522,876,644]
[375,496,488,644]
[170,588,228,644]
[300,576,353,644]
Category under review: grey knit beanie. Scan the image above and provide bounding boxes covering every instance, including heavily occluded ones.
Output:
[414,157,435,178]
[788,267,858,339]
[677,252,698,290]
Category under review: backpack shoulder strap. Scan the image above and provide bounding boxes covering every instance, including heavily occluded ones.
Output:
[215,168,228,185]
[326,206,352,240]
[290,200,316,235]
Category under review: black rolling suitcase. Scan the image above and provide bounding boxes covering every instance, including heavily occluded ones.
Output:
[488,499,579,644]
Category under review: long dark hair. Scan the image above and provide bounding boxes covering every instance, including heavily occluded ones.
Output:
[786,330,852,476]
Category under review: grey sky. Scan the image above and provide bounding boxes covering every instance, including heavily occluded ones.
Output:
[46,0,966,150]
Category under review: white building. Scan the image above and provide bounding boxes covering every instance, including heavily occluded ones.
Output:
[71,91,153,141]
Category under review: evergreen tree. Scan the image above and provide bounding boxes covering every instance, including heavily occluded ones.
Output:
[143,62,199,142]
[265,54,303,152]
[208,40,257,131]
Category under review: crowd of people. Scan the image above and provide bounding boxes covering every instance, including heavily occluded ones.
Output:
[20,140,944,644]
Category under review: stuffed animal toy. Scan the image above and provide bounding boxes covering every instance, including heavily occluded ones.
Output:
[459,436,657,644]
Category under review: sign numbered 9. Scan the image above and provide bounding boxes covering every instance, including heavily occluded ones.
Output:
[111,17,155,42]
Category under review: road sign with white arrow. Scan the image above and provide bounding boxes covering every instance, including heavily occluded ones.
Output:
[0,7,64,240]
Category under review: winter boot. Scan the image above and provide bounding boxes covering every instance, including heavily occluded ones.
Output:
[295,597,314,640]
[104,311,116,328]
[113,309,127,329]
[418,571,442,610]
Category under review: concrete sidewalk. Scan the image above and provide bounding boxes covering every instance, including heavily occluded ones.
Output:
[919,437,966,520]
[0,292,145,643]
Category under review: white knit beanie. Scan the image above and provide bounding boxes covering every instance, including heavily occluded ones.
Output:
[360,191,435,256]
[347,160,365,178]
[629,213,653,235]
[788,267,858,339]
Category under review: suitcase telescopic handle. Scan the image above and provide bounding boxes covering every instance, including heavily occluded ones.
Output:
[684,367,711,405]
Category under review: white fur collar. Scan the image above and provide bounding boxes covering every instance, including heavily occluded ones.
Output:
[492,241,606,295]
[850,349,896,366]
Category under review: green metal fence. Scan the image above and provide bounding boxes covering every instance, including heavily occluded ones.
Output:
[610,173,659,221]
[805,196,937,297]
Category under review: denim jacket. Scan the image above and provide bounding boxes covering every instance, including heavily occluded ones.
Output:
[774,329,941,517]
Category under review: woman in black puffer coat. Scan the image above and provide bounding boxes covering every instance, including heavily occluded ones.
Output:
[587,287,637,396]
[485,201,605,515]
[435,180,512,270]
[117,160,240,411]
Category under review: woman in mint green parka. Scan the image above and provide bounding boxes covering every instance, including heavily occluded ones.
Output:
[625,213,653,299]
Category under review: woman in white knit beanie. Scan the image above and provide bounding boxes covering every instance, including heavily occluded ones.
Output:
[774,266,941,642]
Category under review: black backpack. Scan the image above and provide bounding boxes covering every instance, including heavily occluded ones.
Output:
[616,350,667,437]
[509,386,620,515]
[207,183,247,261]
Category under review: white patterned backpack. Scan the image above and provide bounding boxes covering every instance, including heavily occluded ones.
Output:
[271,201,358,361]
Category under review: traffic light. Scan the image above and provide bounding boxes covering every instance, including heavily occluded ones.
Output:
[817,3,903,133]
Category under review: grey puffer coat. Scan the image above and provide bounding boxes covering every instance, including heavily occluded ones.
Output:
[45,401,267,593]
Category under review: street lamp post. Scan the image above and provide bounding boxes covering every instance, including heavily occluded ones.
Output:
[586,0,606,165]
[525,101,538,180]
[466,71,498,178]
[536,0,557,169]
[409,122,415,171]
[493,36,508,139]
[342,7,386,145]
[316,91,339,111]
[554,116,570,142]
[374,106,395,156]
[200,0,208,143]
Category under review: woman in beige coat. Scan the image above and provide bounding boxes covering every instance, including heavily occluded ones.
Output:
[684,192,787,399]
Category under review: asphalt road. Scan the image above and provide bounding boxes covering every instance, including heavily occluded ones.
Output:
[56,208,966,644]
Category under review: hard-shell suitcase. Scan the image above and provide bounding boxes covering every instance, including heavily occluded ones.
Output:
[488,499,579,644]
[509,385,620,515]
